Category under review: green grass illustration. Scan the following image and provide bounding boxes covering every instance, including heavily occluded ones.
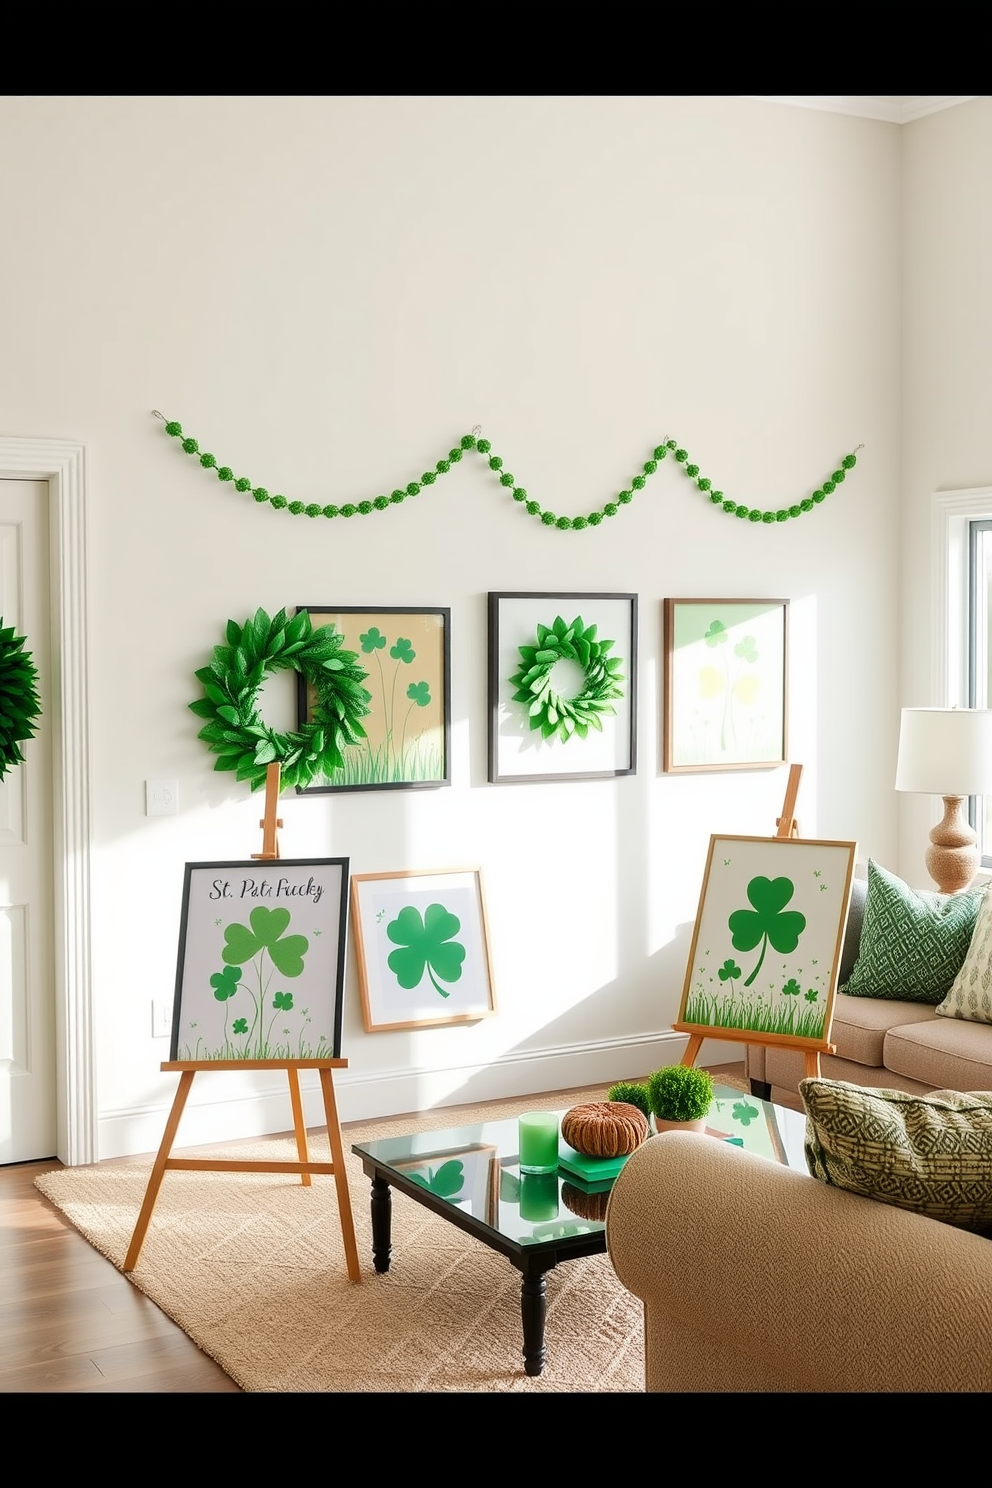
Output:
[683,985,825,1040]
[317,736,443,787]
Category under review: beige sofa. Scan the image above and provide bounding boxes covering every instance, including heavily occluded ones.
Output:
[745,876,992,1110]
[606,1129,992,1392]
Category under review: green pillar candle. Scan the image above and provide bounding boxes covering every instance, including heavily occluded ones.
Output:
[519,1172,559,1223]
[518,1111,559,1174]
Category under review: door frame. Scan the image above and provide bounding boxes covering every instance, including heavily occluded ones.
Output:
[0,436,95,1165]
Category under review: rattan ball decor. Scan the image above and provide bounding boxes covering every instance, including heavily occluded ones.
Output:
[560,1100,648,1158]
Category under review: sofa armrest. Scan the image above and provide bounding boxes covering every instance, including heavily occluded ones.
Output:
[606,1131,992,1393]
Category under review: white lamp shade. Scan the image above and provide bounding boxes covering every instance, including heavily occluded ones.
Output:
[895,707,992,796]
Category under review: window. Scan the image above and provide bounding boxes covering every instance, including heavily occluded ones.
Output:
[934,486,992,870]
[969,519,992,865]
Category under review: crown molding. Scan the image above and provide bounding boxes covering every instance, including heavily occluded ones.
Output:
[748,96,981,124]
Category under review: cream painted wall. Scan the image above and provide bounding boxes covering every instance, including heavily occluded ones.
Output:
[901,98,992,881]
[0,96,902,1157]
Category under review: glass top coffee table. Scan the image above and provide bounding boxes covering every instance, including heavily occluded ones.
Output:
[351,1084,807,1377]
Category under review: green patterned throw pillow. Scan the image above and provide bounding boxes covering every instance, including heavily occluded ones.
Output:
[800,1078,992,1232]
[842,859,984,1004]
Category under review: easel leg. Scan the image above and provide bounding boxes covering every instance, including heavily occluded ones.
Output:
[681,1035,704,1068]
[319,1066,362,1283]
[804,1051,821,1080]
[286,1067,312,1188]
[123,1070,196,1273]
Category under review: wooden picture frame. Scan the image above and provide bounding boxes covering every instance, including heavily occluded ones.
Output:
[675,834,857,1056]
[170,858,350,1060]
[488,591,637,784]
[350,867,497,1032]
[663,598,789,772]
[295,605,450,793]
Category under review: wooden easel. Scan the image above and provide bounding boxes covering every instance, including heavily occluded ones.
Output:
[123,762,361,1281]
[675,763,836,1081]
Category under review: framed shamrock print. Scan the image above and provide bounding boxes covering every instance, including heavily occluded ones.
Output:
[674,834,857,1059]
[170,858,350,1060]
[350,868,497,1032]
[488,591,637,783]
[663,598,788,772]
[295,605,450,793]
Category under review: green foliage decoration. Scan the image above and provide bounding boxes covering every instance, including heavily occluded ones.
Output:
[510,615,624,742]
[0,619,42,781]
[157,415,861,530]
[189,606,372,791]
[607,1080,651,1116]
[646,1064,715,1123]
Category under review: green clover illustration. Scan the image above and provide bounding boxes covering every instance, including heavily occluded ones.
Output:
[210,965,241,1001]
[704,621,727,648]
[732,1099,760,1126]
[407,681,431,707]
[386,902,466,999]
[272,991,294,1011]
[804,988,819,1003]
[222,906,308,978]
[406,1159,465,1198]
[728,876,806,987]
[232,1017,248,1035]
[360,627,387,653]
[390,638,415,663]
[782,978,801,997]
[734,636,759,663]
[717,959,741,983]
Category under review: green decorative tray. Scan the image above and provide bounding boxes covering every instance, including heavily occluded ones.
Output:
[556,1142,632,1183]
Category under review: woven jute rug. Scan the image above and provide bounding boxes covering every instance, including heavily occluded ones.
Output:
[37,1080,730,1393]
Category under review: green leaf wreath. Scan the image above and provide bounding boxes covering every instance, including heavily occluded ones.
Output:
[0,619,42,781]
[189,606,372,791]
[510,615,624,742]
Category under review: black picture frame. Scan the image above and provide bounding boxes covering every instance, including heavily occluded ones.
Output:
[170,857,350,1060]
[488,591,638,784]
[294,605,451,793]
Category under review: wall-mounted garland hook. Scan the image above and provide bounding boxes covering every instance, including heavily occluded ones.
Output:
[151,410,167,421]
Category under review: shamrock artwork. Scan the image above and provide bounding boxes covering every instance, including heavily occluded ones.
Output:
[295,606,450,792]
[392,1144,499,1224]
[170,858,350,1060]
[663,599,788,771]
[676,835,857,1051]
[351,868,497,1032]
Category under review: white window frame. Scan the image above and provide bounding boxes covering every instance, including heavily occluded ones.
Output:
[934,484,992,866]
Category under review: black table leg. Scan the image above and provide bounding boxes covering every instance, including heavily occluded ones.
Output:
[521,1272,548,1376]
[370,1174,392,1273]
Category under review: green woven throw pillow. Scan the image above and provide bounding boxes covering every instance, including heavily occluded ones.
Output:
[800,1077,992,1232]
[842,859,983,1003]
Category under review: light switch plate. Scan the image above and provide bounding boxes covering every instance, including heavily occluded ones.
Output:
[146,779,179,816]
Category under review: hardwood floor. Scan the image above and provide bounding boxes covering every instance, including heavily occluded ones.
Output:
[0,1063,745,1392]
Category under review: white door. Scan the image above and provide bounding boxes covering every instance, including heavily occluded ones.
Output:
[0,479,55,1163]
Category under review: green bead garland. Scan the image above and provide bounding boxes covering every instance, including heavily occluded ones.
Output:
[155,414,860,531]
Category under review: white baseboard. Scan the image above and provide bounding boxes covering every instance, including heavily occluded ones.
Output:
[95,1031,747,1161]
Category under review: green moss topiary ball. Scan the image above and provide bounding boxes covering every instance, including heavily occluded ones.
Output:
[607,1080,651,1117]
[646,1064,714,1123]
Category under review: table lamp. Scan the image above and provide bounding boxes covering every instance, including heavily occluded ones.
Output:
[895,706,992,893]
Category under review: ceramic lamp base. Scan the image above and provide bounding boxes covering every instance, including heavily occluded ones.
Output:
[926,795,980,895]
